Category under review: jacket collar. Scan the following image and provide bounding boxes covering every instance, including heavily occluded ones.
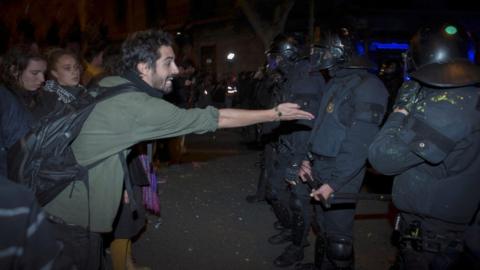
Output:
[123,70,164,98]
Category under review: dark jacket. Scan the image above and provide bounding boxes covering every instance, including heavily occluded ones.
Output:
[309,68,388,192]
[369,82,480,224]
[0,86,33,177]
[276,60,326,163]
[36,80,93,116]
[0,176,62,270]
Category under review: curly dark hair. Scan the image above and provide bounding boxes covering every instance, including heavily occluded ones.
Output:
[121,29,174,75]
[0,45,45,91]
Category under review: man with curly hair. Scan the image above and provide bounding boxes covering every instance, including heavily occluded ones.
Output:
[41,29,313,270]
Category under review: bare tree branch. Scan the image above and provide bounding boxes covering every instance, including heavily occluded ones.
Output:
[238,0,296,47]
[237,0,269,46]
[273,0,295,31]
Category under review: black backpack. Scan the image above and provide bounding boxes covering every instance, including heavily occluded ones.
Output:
[7,84,136,206]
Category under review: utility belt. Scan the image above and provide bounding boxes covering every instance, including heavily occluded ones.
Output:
[394,215,464,254]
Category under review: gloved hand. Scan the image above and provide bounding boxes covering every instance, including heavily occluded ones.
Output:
[284,162,301,185]
[298,160,312,182]
[394,80,421,113]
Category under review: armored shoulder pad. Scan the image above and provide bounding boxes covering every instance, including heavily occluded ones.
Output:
[398,87,478,163]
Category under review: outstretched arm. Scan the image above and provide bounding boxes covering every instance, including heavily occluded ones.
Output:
[217,103,314,128]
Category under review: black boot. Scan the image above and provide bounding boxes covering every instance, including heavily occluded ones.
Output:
[268,229,292,245]
[295,235,326,270]
[273,244,304,267]
[269,199,291,230]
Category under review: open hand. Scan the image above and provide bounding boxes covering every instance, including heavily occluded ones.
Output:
[275,103,314,121]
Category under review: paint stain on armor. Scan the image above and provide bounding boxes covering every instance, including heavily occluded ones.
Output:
[326,101,335,113]
[416,101,427,113]
[430,92,464,105]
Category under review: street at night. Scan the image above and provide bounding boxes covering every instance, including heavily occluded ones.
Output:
[132,130,396,270]
[2,1,480,269]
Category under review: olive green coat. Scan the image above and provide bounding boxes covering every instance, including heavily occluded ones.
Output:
[44,76,219,232]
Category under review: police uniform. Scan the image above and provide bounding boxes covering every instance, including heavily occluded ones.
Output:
[369,23,480,270]
[266,59,325,247]
[307,68,387,269]
[369,82,480,269]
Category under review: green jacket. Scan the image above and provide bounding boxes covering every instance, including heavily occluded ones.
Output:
[44,76,219,232]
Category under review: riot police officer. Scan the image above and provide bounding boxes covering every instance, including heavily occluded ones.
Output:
[296,27,388,270]
[259,33,326,267]
[369,23,480,270]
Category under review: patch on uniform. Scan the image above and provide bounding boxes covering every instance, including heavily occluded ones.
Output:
[326,100,335,113]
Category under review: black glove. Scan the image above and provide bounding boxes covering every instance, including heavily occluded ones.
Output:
[284,162,301,185]
[394,80,421,112]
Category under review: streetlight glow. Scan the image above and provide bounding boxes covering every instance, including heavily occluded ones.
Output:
[227,52,235,60]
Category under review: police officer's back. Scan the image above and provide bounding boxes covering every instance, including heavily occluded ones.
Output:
[369,23,480,270]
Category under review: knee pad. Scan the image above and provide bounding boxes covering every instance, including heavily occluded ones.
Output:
[326,235,354,269]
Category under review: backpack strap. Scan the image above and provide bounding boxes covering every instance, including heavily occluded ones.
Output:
[94,83,139,102]
[119,151,138,213]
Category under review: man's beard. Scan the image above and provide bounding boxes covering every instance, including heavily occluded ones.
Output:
[154,76,174,93]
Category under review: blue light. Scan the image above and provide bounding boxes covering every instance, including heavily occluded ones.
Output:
[356,42,366,56]
[369,42,409,51]
[468,49,475,62]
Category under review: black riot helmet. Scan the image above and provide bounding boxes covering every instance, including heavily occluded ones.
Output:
[266,33,302,71]
[310,27,375,70]
[407,23,480,87]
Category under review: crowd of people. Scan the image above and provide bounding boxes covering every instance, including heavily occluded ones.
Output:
[0,21,479,270]
[0,29,313,270]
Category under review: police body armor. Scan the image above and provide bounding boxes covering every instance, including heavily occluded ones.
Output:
[265,59,324,233]
[288,62,325,116]
[308,69,386,191]
[303,67,387,270]
[277,59,324,151]
[270,59,326,267]
[391,81,480,224]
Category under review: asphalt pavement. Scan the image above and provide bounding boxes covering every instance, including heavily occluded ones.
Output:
[132,130,397,270]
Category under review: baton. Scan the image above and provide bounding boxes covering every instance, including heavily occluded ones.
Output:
[322,192,392,208]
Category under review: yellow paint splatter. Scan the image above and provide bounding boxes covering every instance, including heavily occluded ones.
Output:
[430,92,458,105]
